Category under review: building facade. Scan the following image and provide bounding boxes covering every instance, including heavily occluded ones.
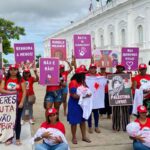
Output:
[44,0,150,71]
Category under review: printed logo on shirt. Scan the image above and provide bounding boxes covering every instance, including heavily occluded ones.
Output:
[140,79,148,85]
[25,81,29,89]
[7,82,17,90]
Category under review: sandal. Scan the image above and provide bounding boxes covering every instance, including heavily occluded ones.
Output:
[16,140,22,146]
[72,138,78,144]
[5,140,13,145]
[82,138,91,143]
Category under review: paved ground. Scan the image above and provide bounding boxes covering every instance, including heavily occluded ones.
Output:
[31,83,133,150]
[1,83,133,150]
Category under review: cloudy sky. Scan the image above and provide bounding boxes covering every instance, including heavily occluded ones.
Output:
[0,0,106,63]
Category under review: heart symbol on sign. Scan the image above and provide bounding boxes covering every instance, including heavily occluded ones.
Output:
[126,61,133,70]
[94,82,100,90]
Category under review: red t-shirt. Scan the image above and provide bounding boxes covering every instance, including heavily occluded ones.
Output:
[46,85,61,92]
[135,118,150,129]
[40,121,65,135]
[3,77,25,103]
[69,80,80,96]
[61,71,69,82]
[134,74,150,98]
[25,77,35,96]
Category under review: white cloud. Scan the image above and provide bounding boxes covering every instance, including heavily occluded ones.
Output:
[1,0,107,63]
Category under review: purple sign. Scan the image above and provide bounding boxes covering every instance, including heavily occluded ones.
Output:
[39,58,59,85]
[122,47,139,71]
[14,43,35,63]
[50,39,66,60]
[74,34,92,59]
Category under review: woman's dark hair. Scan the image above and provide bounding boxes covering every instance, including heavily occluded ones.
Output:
[47,114,59,123]
[6,70,22,82]
[71,73,85,84]
[23,72,31,80]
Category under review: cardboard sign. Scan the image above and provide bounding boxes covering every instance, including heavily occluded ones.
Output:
[108,74,132,106]
[14,43,35,63]
[122,47,139,71]
[39,58,59,85]
[50,39,66,60]
[0,94,17,142]
[74,34,92,59]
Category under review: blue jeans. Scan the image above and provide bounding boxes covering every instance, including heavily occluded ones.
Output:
[35,142,68,150]
[133,141,150,150]
[88,109,99,128]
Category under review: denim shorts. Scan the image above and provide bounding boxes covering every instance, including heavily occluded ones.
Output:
[44,90,62,103]
[61,85,68,94]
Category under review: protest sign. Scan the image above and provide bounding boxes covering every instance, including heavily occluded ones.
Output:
[74,34,91,59]
[108,74,132,106]
[50,39,66,60]
[121,47,139,71]
[0,38,3,80]
[39,58,59,85]
[0,94,17,142]
[93,50,119,68]
[14,43,35,64]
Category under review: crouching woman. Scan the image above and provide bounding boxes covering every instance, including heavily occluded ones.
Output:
[33,108,69,150]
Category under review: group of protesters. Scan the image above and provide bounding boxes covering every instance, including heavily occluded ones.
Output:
[1,57,150,150]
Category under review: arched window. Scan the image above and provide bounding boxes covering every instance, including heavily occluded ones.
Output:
[110,32,114,46]
[121,29,126,45]
[100,35,104,47]
[138,25,143,44]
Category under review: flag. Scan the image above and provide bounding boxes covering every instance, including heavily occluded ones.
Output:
[89,1,93,12]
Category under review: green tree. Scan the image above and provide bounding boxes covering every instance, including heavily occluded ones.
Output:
[0,18,25,55]
[3,58,9,64]
[36,54,42,68]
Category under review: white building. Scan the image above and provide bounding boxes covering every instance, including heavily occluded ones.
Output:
[44,0,150,71]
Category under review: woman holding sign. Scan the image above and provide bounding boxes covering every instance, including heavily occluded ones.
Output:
[0,64,26,145]
[112,64,130,131]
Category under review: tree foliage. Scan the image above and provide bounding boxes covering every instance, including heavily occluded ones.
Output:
[0,18,25,55]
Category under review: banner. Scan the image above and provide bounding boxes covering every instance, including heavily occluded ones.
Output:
[14,43,35,64]
[85,76,107,109]
[74,34,92,59]
[39,58,59,85]
[50,39,66,60]
[93,50,119,68]
[108,74,132,106]
[0,37,3,80]
[0,94,17,142]
[121,47,139,71]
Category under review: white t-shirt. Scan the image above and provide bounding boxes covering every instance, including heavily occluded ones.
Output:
[86,76,107,109]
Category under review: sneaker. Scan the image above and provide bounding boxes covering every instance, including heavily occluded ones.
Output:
[29,119,35,125]
[88,128,93,134]
[95,127,101,133]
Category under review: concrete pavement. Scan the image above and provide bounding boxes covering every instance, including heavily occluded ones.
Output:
[1,83,133,150]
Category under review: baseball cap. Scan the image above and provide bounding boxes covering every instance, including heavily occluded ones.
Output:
[9,64,18,70]
[79,65,87,71]
[23,69,30,73]
[139,63,147,69]
[47,108,57,116]
[75,67,87,74]
[116,63,125,70]
[89,63,97,68]
[59,64,65,69]
[137,105,147,113]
